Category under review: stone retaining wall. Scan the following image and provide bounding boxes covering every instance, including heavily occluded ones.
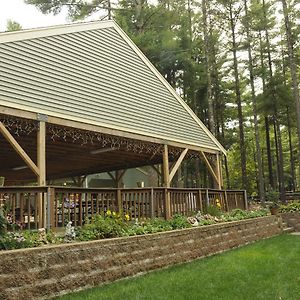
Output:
[0,216,282,300]
[281,212,300,231]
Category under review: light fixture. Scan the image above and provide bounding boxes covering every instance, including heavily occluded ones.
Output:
[90,147,117,155]
[12,165,28,171]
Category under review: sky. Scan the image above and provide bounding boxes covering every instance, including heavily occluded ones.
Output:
[0,0,69,32]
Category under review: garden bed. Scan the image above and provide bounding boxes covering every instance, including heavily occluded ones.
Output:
[0,215,282,300]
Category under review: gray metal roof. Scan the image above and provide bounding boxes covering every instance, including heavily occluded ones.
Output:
[0,21,225,153]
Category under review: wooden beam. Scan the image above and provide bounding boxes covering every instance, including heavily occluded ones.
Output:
[200,151,220,188]
[0,105,222,154]
[0,121,40,176]
[107,171,116,181]
[150,165,161,177]
[169,148,189,182]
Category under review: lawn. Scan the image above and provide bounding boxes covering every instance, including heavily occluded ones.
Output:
[56,234,300,300]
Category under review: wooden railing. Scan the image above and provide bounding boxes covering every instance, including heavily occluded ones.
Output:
[0,186,247,230]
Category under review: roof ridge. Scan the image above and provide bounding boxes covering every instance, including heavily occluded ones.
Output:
[0,20,114,43]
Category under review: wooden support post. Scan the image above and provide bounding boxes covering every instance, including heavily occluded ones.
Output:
[162,144,171,219]
[0,121,39,176]
[215,153,222,189]
[37,121,46,228]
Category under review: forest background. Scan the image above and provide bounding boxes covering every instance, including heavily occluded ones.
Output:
[8,0,300,202]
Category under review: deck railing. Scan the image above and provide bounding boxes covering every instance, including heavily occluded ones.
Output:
[0,186,247,230]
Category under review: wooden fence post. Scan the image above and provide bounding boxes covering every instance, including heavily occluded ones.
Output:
[206,189,210,210]
[164,188,171,219]
[197,189,203,212]
[224,190,229,212]
[150,188,155,218]
[117,189,122,213]
[47,187,55,231]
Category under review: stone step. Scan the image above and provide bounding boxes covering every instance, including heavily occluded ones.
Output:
[283,227,294,233]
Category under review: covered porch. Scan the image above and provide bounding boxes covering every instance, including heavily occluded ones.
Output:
[0,109,246,230]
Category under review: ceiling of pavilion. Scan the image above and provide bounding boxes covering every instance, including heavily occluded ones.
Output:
[0,116,197,185]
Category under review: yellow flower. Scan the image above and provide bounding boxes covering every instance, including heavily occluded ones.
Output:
[112,211,116,217]
[106,210,112,216]
[216,199,221,209]
[124,214,130,221]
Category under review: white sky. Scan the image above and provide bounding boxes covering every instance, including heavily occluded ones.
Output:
[0,0,69,32]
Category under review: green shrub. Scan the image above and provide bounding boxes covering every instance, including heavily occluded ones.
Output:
[77,213,129,241]
[279,202,300,213]
[0,231,43,250]
[169,214,192,230]
[206,204,222,217]
[0,211,7,236]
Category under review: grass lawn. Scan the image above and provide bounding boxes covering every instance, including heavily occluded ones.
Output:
[56,234,300,300]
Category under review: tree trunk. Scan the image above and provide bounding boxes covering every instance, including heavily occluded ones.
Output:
[281,0,300,183]
[229,3,247,190]
[202,0,215,134]
[262,0,286,202]
[243,0,265,203]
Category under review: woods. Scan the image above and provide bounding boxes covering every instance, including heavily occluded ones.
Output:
[24,0,300,199]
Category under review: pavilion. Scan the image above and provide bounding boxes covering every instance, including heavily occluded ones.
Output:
[0,21,243,226]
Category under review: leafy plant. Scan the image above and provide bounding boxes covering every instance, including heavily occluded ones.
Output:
[265,188,280,208]
[279,202,300,213]
[169,214,192,230]
[206,204,222,217]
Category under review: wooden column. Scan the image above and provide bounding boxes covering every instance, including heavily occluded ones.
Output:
[37,121,46,228]
[162,144,171,219]
[115,170,126,213]
[214,153,222,190]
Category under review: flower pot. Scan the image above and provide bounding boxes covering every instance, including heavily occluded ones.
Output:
[270,207,279,215]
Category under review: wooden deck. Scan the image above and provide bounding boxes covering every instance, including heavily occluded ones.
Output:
[0,186,247,230]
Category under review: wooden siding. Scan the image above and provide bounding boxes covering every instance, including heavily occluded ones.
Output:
[0,22,221,151]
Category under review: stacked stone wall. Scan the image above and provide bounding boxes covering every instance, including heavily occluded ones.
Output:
[0,216,282,300]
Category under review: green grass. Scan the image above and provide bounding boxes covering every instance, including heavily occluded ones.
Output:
[57,234,300,300]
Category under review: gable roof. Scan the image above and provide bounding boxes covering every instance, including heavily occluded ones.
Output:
[0,20,226,154]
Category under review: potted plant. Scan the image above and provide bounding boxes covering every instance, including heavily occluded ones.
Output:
[265,188,280,215]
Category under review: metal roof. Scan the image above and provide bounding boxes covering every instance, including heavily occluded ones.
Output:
[0,20,226,154]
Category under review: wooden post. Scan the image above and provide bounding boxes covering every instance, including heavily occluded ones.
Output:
[47,187,55,231]
[197,189,203,212]
[150,188,155,218]
[117,189,122,213]
[215,153,222,189]
[162,144,171,219]
[224,190,229,212]
[37,121,46,228]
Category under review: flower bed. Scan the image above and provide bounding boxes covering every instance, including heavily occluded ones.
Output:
[0,208,269,251]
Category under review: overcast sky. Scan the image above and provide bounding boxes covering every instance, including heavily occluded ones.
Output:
[0,0,69,32]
